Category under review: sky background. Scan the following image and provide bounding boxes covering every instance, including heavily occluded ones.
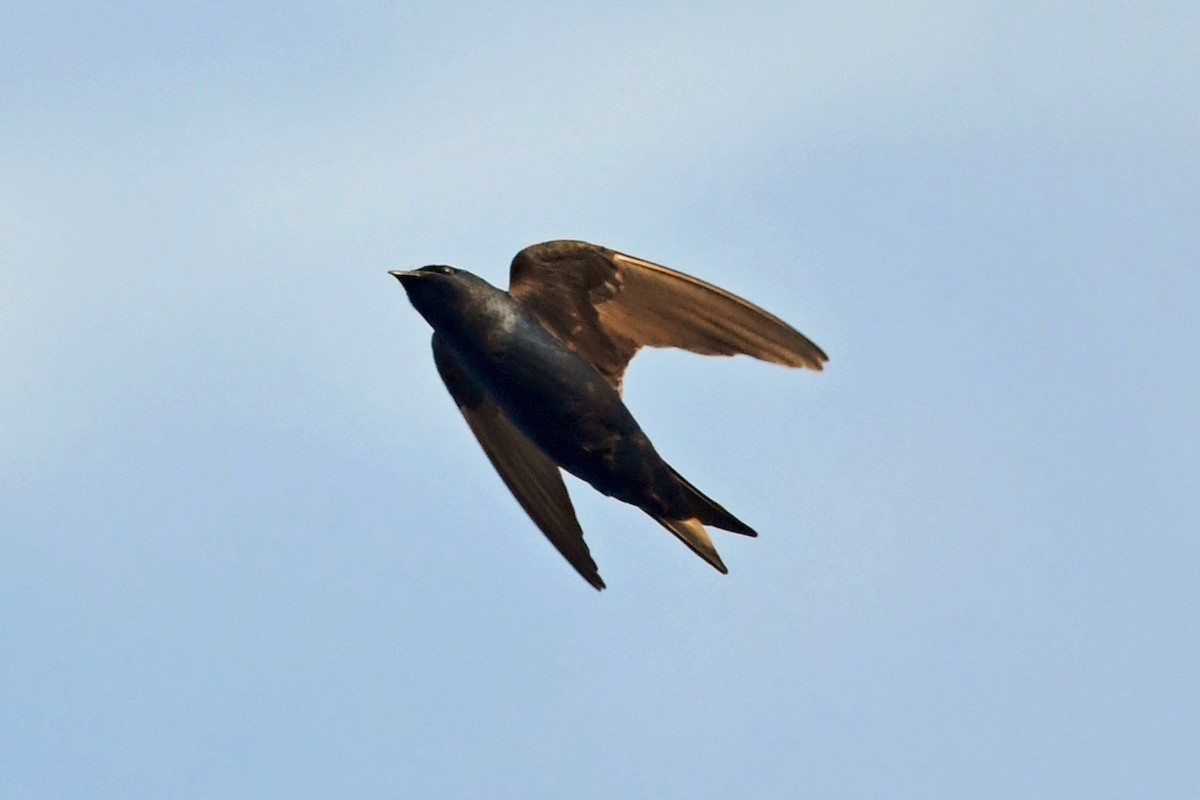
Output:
[3,2,1198,797]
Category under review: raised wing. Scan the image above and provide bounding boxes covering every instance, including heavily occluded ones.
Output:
[431,335,604,590]
[508,240,828,391]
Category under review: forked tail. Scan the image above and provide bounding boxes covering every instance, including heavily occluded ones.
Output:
[649,465,758,574]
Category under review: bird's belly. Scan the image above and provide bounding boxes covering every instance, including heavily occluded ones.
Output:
[459,330,663,499]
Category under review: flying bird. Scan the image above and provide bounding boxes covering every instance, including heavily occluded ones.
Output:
[390,240,826,589]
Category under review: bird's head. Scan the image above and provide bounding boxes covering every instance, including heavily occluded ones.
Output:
[389,265,500,331]
[390,264,468,313]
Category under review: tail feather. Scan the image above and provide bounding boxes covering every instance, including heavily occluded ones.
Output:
[652,516,728,574]
[666,465,757,537]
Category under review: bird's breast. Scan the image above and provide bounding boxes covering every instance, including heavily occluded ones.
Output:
[445,307,639,463]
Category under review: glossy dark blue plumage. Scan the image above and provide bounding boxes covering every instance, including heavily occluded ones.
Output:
[391,240,827,589]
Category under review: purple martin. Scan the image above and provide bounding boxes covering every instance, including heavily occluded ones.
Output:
[390,240,826,589]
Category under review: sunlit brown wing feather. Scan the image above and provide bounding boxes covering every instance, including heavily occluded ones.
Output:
[508,240,827,391]
[431,335,604,590]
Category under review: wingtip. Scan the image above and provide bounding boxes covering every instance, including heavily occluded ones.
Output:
[786,340,829,372]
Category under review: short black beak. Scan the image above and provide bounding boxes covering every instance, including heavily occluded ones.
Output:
[389,269,422,282]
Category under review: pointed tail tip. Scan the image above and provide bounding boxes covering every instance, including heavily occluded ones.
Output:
[717,516,758,538]
[654,516,729,575]
[664,464,757,537]
[700,505,757,538]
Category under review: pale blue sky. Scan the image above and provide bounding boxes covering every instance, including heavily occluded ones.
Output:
[3,2,1198,797]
